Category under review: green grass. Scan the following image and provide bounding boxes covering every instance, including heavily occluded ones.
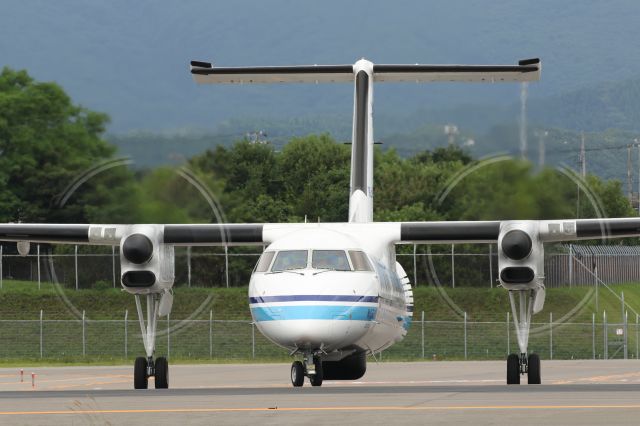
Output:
[1,279,640,364]
[3,279,640,321]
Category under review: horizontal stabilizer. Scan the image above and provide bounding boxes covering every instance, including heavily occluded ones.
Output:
[191,58,540,84]
[191,63,354,84]
[373,58,541,83]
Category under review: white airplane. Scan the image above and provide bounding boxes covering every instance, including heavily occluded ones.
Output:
[2,57,638,389]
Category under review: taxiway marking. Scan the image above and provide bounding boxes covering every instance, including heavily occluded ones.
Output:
[3,404,640,416]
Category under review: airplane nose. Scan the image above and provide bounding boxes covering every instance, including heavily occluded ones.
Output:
[250,273,377,351]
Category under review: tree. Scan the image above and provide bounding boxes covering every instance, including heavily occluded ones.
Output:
[0,67,140,223]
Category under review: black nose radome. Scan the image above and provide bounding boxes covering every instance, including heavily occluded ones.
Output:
[122,234,154,264]
[501,230,532,260]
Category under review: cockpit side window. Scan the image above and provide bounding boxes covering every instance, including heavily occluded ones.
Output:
[255,251,275,273]
[271,250,308,271]
[348,250,374,272]
[312,250,351,271]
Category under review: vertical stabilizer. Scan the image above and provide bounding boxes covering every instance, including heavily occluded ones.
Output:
[349,59,375,223]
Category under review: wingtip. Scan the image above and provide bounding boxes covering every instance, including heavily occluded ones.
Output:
[518,58,540,66]
[190,60,212,69]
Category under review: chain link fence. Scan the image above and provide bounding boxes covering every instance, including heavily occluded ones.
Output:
[2,312,638,361]
[3,243,640,290]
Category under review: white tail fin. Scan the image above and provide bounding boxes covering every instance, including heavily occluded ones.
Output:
[191,58,541,224]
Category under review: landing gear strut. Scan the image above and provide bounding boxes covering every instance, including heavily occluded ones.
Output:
[290,353,323,387]
[506,289,541,385]
[133,294,169,389]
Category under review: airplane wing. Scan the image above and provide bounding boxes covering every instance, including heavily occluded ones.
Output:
[0,223,266,246]
[396,217,640,244]
[1,217,639,247]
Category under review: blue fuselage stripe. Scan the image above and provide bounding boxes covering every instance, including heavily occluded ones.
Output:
[251,305,377,322]
[249,295,378,304]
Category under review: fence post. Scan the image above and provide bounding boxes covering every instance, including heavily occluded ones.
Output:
[74,245,79,291]
[112,246,116,288]
[251,322,255,359]
[209,310,213,358]
[421,311,425,359]
[464,311,467,360]
[624,310,628,360]
[550,312,553,360]
[636,314,639,360]
[187,246,192,288]
[82,310,86,357]
[592,312,596,360]
[489,244,493,288]
[413,244,417,286]
[604,310,608,360]
[225,245,229,288]
[451,244,455,288]
[568,244,573,287]
[507,312,510,355]
[37,244,41,290]
[39,309,43,358]
[0,244,3,289]
[167,314,170,359]
[595,266,599,314]
[124,309,128,358]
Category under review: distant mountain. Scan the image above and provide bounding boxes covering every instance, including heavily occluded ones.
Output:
[3,0,640,133]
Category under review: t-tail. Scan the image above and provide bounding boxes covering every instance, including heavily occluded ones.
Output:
[190,57,541,223]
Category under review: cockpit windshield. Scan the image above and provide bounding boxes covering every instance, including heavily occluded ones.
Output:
[271,250,308,271]
[312,250,351,271]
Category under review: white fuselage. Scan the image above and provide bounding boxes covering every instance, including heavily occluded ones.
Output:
[248,226,412,358]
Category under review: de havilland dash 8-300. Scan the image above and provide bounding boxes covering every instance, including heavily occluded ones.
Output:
[3,57,640,389]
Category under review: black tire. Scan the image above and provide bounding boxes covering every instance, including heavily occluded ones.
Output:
[310,358,323,387]
[134,357,148,390]
[507,353,520,385]
[527,353,541,384]
[155,357,169,389]
[291,361,305,387]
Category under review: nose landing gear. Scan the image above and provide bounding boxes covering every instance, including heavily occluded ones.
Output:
[290,354,323,387]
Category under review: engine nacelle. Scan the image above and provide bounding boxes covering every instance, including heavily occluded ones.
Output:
[498,221,544,291]
[119,225,175,294]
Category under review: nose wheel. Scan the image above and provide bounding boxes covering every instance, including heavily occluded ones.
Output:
[290,355,323,387]
[291,361,305,387]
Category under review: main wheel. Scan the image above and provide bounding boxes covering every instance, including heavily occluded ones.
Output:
[291,361,305,387]
[527,353,541,384]
[155,357,169,389]
[506,353,520,385]
[310,357,323,387]
[134,356,148,389]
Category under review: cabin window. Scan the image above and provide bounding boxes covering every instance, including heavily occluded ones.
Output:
[255,251,275,272]
[349,250,374,272]
[271,250,308,271]
[312,250,351,271]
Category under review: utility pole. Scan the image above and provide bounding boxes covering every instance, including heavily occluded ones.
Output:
[637,139,640,215]
[628,144,633,201]
[538,130,547,169]
[580,132,586,178]
[444,124,458,146]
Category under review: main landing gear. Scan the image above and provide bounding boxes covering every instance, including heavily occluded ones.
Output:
[506,289,542,385]
[133,294,169,389]
[291,353,323,387]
